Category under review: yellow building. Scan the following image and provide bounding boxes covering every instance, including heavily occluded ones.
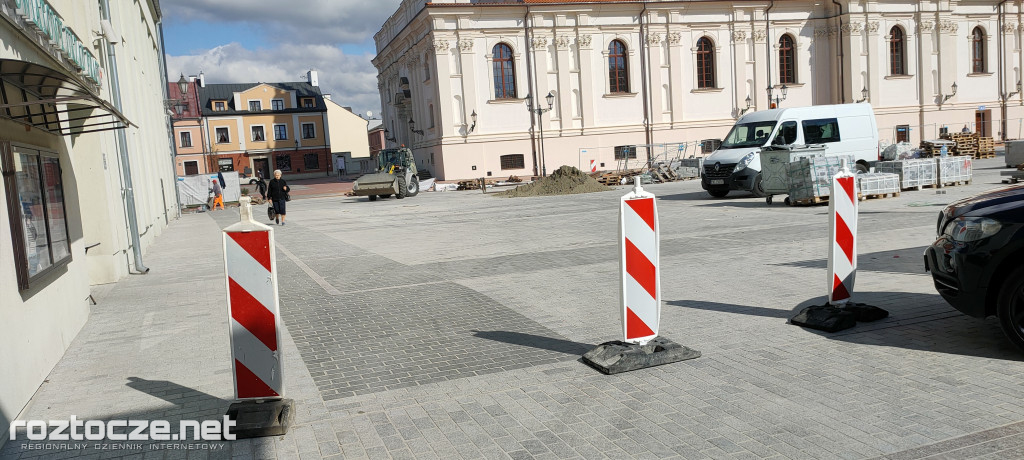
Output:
[197,71,331,180]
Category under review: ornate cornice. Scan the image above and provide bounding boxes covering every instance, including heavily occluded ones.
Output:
[667,32,682,45]
[842,22,863,35]
[866,22,880,34]
[531,36,549,50]
[578,34,593,49]
[458,39,474,52]
[940,20,958,34]
[645,32,662,45]
[431,39,450,53]
[919,20,935,32]
[753,29,766,42]
[731,30,747,42]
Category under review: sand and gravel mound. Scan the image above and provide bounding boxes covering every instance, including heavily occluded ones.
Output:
[497,166,611,197]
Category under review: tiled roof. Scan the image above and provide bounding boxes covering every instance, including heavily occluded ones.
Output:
[196,82,327,116]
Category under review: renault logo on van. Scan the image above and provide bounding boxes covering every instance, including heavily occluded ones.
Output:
[714,162,721,172]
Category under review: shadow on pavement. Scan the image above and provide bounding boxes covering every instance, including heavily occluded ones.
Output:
[772,246,929,275]
[671,293,1023,360]
[126,376,229,412]
[792,293,1024,361]
[471,330,592,355]
[666,299,800,319]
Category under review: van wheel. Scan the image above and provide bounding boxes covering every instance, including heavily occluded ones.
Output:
[369,195,377,202]
[997,266,1024,352]
[856,162,869,174]
[751,173,767,198]
[708,189,729,198]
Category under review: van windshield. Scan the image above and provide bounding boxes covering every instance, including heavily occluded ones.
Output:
[720,121,778,149]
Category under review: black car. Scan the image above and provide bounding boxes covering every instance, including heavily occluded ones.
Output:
[924,184,1024,350]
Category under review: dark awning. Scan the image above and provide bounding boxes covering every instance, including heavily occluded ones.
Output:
[0,59,133,135]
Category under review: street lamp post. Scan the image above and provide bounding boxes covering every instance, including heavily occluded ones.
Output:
[766,84,788,109]
[526,91,555,176]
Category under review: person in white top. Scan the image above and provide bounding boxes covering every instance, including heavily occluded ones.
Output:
[335,156,346,178]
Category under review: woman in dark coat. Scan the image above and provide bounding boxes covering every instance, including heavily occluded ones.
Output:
[267,169,289,225]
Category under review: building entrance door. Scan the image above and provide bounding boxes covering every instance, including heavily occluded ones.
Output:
[976,110,992,137]
[254,158,270,179]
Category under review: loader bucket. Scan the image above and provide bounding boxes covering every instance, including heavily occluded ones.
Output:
[352,172,398,196]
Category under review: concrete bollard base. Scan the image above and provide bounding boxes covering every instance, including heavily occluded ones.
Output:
[791,303,889,333]
[582,337,700,375]
[226,398,294,439]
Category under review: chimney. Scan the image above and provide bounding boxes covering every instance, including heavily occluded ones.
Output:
[323,93,332,101]
[199,71,206,87]
[307,69,319,86]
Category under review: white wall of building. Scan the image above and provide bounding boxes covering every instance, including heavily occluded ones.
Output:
[0,0,175,445]
[325,98,371,170]
[374,0,1024,181]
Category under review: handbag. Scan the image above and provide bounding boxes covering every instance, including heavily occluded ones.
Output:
[284,192,291,202]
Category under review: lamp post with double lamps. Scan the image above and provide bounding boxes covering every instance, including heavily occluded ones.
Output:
[526,91,555,177]
[766,84,788,109]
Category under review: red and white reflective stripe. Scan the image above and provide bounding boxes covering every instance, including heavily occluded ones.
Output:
[620,186,660,344]
[224,229,283,399]
[827,171,858,305]
[590,159,597,173]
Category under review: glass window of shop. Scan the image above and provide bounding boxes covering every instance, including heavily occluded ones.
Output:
[2,142,71,290]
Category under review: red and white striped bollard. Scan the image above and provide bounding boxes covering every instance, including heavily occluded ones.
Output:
[827,160,858,305]
[620,177,660,344]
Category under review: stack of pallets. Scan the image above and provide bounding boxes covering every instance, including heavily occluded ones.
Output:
[944,133,979,157]
[977,136,996,158]
[920,139,955,157]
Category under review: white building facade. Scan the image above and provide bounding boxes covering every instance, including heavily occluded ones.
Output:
[374,0,1024,181]
[0,0,176,443]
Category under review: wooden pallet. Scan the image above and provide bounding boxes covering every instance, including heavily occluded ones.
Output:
[859,191,900,201]
[938,179,972,187]
[457,180,480,190]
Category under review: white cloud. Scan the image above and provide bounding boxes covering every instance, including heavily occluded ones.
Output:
[162,0,403,45]
[166,43,383,117]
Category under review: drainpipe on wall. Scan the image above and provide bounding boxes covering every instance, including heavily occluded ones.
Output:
[999,0,1010,140]
[766,1,774,103]
[101,0,149,274]
[831,0,845,103]
[640,3,653,159]
[156,19,181,219]
[524,6,540,177]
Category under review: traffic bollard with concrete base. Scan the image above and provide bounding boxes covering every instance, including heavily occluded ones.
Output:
[583,178,700,374]
[791,161,888,332]
[223,197,294,438]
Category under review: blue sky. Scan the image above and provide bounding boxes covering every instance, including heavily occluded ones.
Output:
[162,0,402,118]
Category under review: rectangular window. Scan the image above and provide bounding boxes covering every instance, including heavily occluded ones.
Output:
[214,101,226,111]
[218,158,234,172]
[274,125,288,140]
[302,98,315,108]
[302,123,316,139]
[251,126,265,142]
[304,153,320,170]
[271,99,284,110]
[614,145,638,160]
[500,154,525,170]
[249,100,262,111]
[184,161,199,175]
[180,131,192,147]
[2,142,72,290]
[215,127,230,144]
[802,118,842,144]
[276,154,292,171]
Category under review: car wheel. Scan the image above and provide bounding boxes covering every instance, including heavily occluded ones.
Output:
[369,195,377,202]
[708,189,729,198]
[751,173,767,198]
[997,265,1024,352]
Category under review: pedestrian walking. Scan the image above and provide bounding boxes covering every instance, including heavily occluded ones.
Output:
[335,156,346,179]
[209,179,224,210]
[268,169,290,225]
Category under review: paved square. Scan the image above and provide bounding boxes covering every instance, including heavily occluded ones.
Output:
[3,157,1024,459]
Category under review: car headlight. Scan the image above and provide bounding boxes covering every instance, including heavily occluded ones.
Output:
[944,217,1002,242]
[734,152,756,172]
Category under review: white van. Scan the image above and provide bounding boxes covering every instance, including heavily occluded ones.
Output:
[702,103,879,198]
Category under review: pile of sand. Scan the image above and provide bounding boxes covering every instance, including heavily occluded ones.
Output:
[497,166,611,198]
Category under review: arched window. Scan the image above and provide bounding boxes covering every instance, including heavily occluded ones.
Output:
[492,43,517,99]
[608,40,629,93]
[696,37,716,89]
[889,27,906,76]
[779,34,796,84]
[972,27,986,73]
